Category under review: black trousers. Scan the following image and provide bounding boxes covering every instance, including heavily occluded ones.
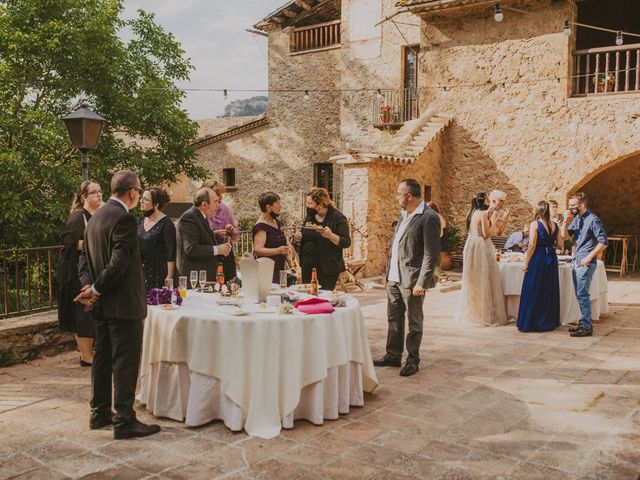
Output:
[385,281,425,365]
[301,264,339,291]
[91,313,143,426]
[222,247,237,282]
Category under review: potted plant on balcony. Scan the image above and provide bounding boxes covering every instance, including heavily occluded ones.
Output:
[592,72,616,93]
[440,225,462,271]
[379,104,392,124]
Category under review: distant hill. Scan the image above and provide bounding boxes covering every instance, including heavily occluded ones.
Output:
[222,96,268,117]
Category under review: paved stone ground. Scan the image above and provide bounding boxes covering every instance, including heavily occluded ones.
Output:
[1,275,639,480]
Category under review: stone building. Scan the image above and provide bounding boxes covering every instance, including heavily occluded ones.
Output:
[177,0,640,276]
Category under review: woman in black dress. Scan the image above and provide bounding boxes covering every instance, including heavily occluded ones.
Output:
[57,180,103,366]
[252,192,291,283]
[294,188,351,291]
[138,188,176,289]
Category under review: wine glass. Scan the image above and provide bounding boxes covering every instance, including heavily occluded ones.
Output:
[199,270,207,290]
[190,271,198,290]
[178,276,187,299]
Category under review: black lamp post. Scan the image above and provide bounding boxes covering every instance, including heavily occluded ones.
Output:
[62,103,107,181]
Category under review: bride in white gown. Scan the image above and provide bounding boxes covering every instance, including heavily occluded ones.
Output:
[455,192,507,326]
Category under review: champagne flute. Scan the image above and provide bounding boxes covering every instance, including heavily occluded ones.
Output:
[199,270,207,291]
[190,271,198,290]
[178,276,187,299]
[164,278,173,290]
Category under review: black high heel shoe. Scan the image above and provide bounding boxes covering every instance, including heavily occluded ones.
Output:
[80,358,92,367]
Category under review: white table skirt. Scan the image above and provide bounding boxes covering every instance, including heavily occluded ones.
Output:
[500,260,608,325]
[138,293,378,438]
[139,361,364,430]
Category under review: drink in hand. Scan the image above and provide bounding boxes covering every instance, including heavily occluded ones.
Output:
[216,263,225,286]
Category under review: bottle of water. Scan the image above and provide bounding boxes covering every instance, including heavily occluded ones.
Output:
[171,289,178,306]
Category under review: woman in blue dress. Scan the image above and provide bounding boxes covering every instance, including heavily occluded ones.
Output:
[517,201,564,332]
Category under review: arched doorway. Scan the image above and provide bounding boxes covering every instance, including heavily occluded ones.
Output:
[570,152,640,236]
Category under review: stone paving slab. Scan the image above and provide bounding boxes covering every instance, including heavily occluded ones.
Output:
[0,275,639,479]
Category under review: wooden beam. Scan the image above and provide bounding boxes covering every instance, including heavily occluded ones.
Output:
[296,0,313,10]
[285,0,336,27]
[282,8,299,18]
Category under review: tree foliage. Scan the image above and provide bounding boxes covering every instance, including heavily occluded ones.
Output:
[0,0,206,247]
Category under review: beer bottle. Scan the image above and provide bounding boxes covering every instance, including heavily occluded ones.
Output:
[216,263,225,286]
[310,268,318,296]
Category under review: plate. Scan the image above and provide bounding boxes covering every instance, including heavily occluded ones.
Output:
[160,304,180,310]
[302,225,324,230]
[228,309,248,316]
[557,255,573,261]
[295,284,311,292]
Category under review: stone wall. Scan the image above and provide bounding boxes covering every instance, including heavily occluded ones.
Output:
[186,25,342,225]
[410,0,640,235]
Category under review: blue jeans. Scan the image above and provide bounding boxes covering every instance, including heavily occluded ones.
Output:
[572,263,597,330]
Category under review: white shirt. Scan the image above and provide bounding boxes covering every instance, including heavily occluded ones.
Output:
[388,201,425,283]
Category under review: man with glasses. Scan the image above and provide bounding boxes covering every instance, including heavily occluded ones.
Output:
[76,170,161,439]
[561,191,608,338]
[374,179,441,376]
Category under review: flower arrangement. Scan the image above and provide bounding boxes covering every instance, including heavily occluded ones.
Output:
[147,288,183,306]
[591,72,615,93]
[379,104,392,123]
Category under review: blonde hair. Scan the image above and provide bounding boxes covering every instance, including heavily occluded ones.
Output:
[307,187,335,209]
[489,190,506,201]
[202,179,226,197]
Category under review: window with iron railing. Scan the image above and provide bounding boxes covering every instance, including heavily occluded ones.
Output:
[372,88,420,129]
[290,20,341,54]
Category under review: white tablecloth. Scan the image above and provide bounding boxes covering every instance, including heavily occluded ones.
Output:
[499,260,608,325]
[138,293,378,439]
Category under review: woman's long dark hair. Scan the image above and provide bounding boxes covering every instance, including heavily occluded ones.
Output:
[535,200,552,233]
[466,192,488,231]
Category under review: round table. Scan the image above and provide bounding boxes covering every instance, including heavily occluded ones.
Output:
[498,260,608,325]
[138,292,378,439]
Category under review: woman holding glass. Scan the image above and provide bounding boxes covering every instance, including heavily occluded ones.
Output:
[137,188,176,289]
[252,192,291,283]
[203,180,237,281]
[57,180,102,366]
[294,188,350,291]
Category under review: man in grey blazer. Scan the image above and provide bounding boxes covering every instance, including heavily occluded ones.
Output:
[374,179,441,376]
[176,187,232,283]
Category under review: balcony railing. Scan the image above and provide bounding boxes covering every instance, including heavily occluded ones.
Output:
[1,246,62,319]
[291,20,341,54]
[573,43,640,96]
[372,88,420,130]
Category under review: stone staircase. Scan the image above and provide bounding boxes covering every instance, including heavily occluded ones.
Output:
[380,111,452,162]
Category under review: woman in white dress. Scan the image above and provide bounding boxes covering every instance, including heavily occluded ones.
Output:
[456,192,507,326]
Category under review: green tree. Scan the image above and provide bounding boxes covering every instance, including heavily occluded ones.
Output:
[0,0,206,247]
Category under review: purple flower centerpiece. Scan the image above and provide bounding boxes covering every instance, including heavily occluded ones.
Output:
[147,288,183,306]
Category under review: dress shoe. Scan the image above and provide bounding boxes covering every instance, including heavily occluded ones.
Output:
[114,421,161,440]
[80,359,92,367]
[89,415,113,430]
[570,327,593,337]
[399,362,419,377]
[373,355,402,367]
[568,325,580,333]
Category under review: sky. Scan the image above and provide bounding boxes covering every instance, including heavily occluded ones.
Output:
[122,0,285,120]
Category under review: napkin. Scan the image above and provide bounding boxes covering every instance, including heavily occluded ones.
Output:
[293,297,335,314]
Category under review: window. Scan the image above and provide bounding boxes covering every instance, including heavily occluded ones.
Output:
[223,168,236,189]
[423,185,432,202]
[402,45,420,121]
[314,163,334,197]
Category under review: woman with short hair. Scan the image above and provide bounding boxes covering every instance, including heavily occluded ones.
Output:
[252,192,291,283]
[137,187,176,289]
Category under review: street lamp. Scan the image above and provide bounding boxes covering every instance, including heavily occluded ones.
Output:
[62,103,106,181]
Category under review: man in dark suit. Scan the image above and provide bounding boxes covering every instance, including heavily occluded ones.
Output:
[374,179,441,377]
[75,170,160,439]
[176,187,232,283]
